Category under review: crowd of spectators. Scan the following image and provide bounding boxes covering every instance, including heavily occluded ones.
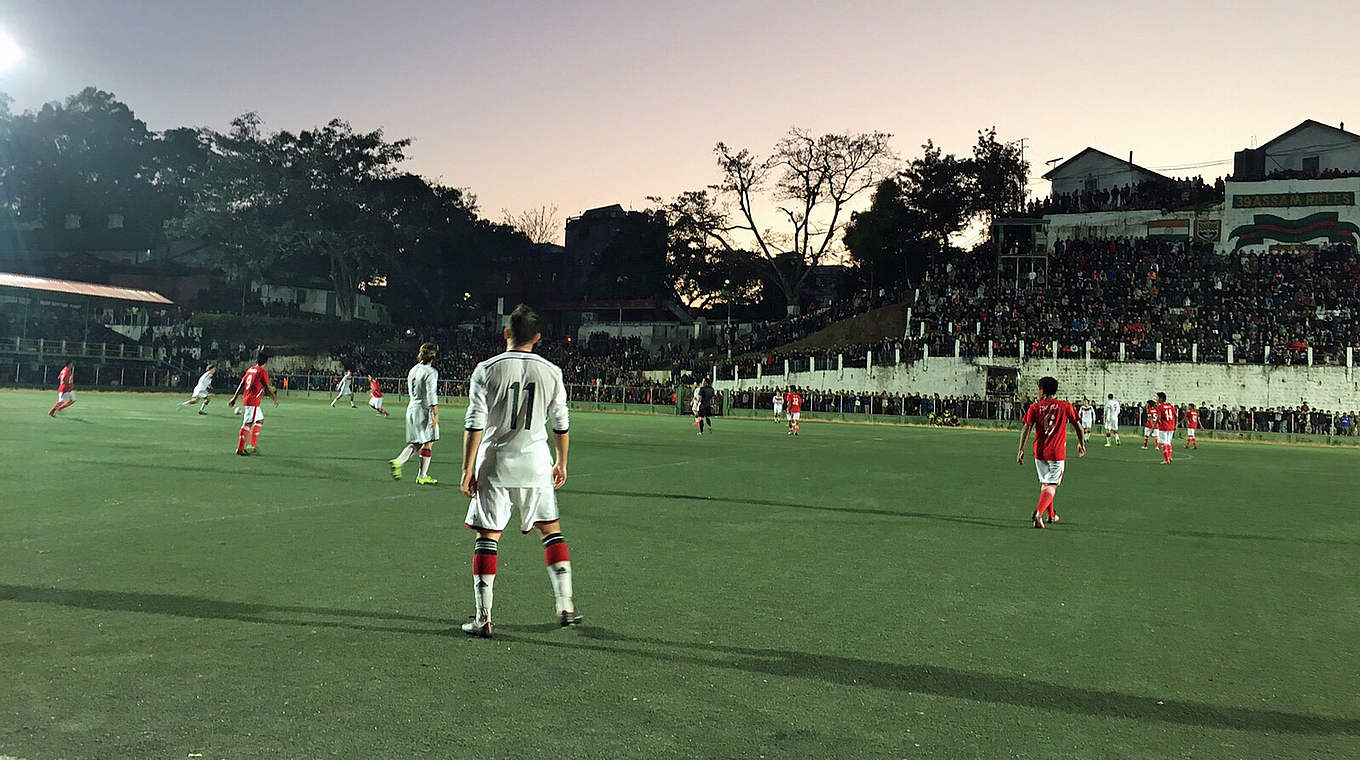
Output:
[1026,177,1222,216]
[1229,167,1360,182]
[907,237,1360,364]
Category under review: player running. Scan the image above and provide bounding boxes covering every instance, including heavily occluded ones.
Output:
[785,387,803,436]
[331,370,357,408]
[772,391,784,423]
[1185,403,1199,449]
[1154,392,1177,464]
[1016,376,1087,529]
[1142,400,1158,450]
[1103,394,1121,447]
[48,362,76,417]
[460,305,580,638]
[227,350,279,456]
[390,343,440,485]
[696,377,715,435]
[367,375,391,417]
[1079,399,1095,437]
[177,365,216,414]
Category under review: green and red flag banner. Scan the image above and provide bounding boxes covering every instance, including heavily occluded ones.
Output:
[1229,212,1360,250]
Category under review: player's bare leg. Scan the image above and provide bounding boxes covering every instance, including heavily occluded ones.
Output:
[536,520,581,626]
[462,531,501,638]
[198,396,211,415]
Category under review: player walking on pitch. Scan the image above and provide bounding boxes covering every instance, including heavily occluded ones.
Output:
[367,375,391,417]
[177,365,216,414]
[1154,392,1177,464]
[48,362,76,417]
[390,343,440,484]
[696,377,715,435]
[1185,403,1199,449]
[227,350,279,455]
[1103,394,1121,447]
[1017,376,1086,529]
[331,370,356,408]
[785,387,802,436]
[1142,401,1158,450]
[460,305,580,638]
[772,391,784,422]
[1079,399,1095,437]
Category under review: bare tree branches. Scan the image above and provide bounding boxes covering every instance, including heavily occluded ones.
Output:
[500,203,561,244]
[657,128,895,313]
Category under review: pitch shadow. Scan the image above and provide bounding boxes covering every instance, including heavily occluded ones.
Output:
[571,489,1017,530]
[497,627,1360,737]
[2,583,1354,736]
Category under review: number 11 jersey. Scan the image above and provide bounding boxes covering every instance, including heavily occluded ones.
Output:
[464,351,570,487]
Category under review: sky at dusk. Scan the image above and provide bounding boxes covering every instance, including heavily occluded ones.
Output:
[1,0,1357,238]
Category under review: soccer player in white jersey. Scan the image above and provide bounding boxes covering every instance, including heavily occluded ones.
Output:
[1103,394,1121,447]
[331,370,356,408]
[390,343,440,485]
[1079,399,1095,437]
[690,383,702,428]
[460,305,580,638]
[772,391,784,422]
[177,365,216,414]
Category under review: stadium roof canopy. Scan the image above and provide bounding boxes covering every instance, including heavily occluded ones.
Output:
[0,272,174,304]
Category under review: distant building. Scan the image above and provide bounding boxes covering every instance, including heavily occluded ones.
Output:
[1233,119,1360,179]
[1041,148,1168,197]
[563,204,667,301]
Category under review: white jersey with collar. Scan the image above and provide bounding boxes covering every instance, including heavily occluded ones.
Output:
[464,350,570,488]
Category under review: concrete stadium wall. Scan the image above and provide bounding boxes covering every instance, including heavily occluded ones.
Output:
[715,357,1360,410]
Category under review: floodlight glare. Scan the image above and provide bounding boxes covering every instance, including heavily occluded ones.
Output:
[0,28,22,72]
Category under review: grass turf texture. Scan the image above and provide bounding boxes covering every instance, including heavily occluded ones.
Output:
[1,390,1357,759]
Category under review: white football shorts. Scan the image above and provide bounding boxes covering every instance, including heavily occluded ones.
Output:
[369,395,384,411]
[1143,427,1154,438]
[192,386,212,399]
[241,405,264,425]
[57,391,74,403]
[1187,427,1197,438]
[789,411,801,421]
[466,485,559,534]
[1034,458,1065,485]
[1103,422,1118,433]
[1156,429,1173,446]
[404,404,439,444]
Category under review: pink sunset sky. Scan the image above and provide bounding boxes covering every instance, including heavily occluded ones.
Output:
[1,0,1355,240]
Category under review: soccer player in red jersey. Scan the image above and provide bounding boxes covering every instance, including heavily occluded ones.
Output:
[367,375,390,417]
[1017,376,1086,529]
[1184,403,1199,449]
[48,362,76,417]
[1154,392,1177,464]
[784,387,803,436]
[1142,401,1158,450]
[227,349,279,456]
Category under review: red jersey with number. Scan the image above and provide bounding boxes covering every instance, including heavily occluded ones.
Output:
[57,366,74,393]
[1186,409,1199,429]
[1023,398,1078,461]
[785,392,802,413]
[369,379,382,398]
[241,365,270,407]
[1155,402,1177,431]
[1145,409,1158,429]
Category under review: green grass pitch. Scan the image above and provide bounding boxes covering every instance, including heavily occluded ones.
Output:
[1,390,1357,759]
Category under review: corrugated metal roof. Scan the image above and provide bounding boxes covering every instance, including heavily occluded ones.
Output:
[0,272,174,304]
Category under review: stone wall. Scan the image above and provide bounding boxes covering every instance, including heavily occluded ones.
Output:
[715,356,1360,409]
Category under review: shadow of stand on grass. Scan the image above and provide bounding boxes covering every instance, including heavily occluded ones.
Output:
[1,583,1355,737]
